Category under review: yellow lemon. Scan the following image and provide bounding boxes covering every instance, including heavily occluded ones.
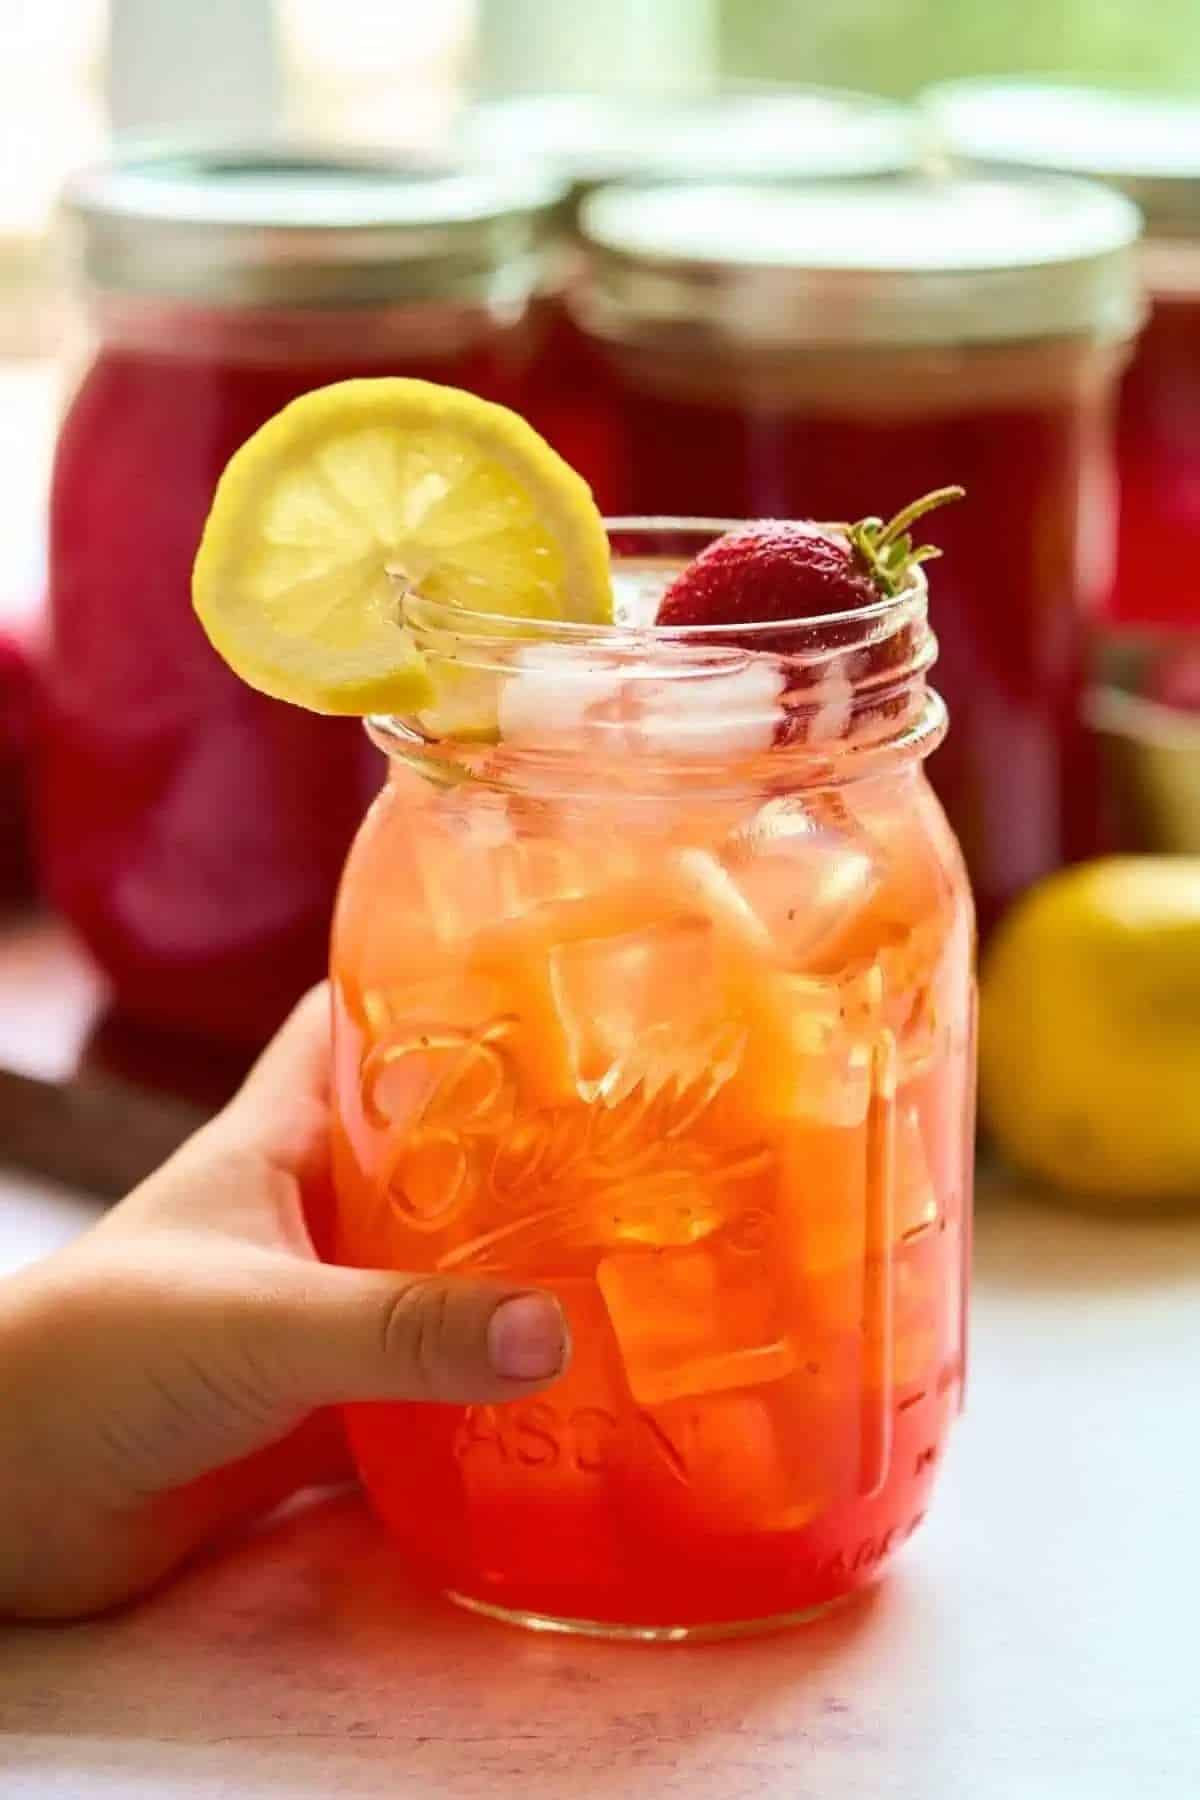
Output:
[979,856,1200,1207]
[193,379,611,716]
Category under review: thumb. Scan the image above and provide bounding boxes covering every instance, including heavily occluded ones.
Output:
[243,1263,571,1410]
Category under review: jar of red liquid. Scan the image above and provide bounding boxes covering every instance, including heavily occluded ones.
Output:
[42,149,563,1049]
[0,626,37,907]
[332,524,974,1637]
[456,88,919,511]
[575,176,1141,931]
[925,80,1200,632]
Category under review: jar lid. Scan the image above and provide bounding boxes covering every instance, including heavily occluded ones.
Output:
[578,174,1142,349]
[457,85,919,189]
[62,144,567,308]
[924,80,1200,238]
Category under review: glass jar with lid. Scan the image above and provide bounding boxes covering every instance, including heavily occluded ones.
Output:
[925,79,1200,632]
[456,87,920,510]
[42,147,564,1050]
[574,175,1142,933]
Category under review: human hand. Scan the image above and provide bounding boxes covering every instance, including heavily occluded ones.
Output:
[0,986,569,1619]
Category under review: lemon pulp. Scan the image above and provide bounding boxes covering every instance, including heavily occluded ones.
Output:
[192,378,612,716]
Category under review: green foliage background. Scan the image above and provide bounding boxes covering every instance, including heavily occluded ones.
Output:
[720,0,1200,95]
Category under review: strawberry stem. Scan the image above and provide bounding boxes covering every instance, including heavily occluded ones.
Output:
[847,485,964,597]
[876,486,965,550]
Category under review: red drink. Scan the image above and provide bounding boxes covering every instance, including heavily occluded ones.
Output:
[1112,269,1200,628]
[0,626,37,907]
[331,525,974,1637]
[41,150,561,1046]
[925,79,1200,630]
[576,177,1140,932]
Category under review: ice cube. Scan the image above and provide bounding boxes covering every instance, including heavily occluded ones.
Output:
[617,1361,859,1539]
[498,645,785,758]
[598,1241,797,1406]
[619,1391,792,1536]
[633,660,786,757]
[467,878,682,1110]
[410,808,517,947]
[733,967,874,1133]
[548,915,733,1106]
[724,798,880,969]
[661,848,774,958]
[497,643,630,744]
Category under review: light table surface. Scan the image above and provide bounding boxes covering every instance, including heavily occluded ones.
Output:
[1,1162,1198,1799]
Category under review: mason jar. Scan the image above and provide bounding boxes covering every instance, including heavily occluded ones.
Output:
[574,176,1142,933]
[330,521,975,1639]
[456,86,920,510]
[925,78,1200,631]
[41,147,563,1049]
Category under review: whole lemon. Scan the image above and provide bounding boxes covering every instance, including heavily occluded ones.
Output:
[979,857,1200,1207]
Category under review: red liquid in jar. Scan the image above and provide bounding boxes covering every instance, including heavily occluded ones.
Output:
[522,293,625,512]
[42,331,527,1046]
[0,627,37,907]
[1113,291,1200,628]
[605,342,1118,932]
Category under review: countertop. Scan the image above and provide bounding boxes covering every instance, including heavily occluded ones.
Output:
[3,1153,1198,1799]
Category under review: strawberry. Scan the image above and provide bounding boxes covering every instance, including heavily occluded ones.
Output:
[655,488,964,648]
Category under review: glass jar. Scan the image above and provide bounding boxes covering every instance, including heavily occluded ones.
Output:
[574,176,1141,934]
[456,87,920,511]
[330,522,975,1639]
[42,147,564,1049]
[0,626,37,906]
[925,79,1200,632]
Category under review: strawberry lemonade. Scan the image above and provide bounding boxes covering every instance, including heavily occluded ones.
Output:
[193,382,975,1638]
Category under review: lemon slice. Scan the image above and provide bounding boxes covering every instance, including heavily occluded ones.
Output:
[192,379,612,715]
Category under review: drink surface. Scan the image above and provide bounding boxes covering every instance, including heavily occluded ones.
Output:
[332,728,974,1631]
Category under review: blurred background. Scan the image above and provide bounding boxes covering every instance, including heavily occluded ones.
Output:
[2,0,1200,1200]
[2,0,1198,588]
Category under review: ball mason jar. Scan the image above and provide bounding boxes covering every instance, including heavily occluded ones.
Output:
[574,176,1142,934]
[456,86,920,511]
[925,78,1200,632]
[330,522,975,1639]
[42,147,563,1048]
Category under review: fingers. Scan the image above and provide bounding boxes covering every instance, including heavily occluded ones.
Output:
[147,1409,356,1572]
[208,983,333,1180]
[246,1264,571,1410]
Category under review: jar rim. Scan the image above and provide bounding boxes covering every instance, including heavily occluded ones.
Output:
[402,516,926,648]
[924,77,1200,239]
[62,140,566,309]
[577,173,1143,349]
[457,82,920,190]
[378,518,941,788]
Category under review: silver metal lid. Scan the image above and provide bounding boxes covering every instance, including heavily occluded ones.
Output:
[62,144,568,308]
[578,174,1143,349]
[457,85,920,189]
[924,80,1200,238]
